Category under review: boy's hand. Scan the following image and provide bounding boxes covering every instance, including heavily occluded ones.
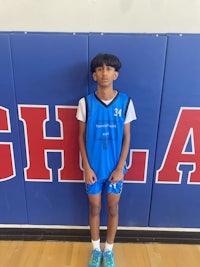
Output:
[109,168,123,183]
[84,167,97,184]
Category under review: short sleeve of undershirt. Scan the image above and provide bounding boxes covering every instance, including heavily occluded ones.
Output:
[76,97,137,123]
[76,97,87,122]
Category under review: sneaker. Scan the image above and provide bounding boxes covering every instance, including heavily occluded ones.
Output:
[103,251,116,267]
[88,249,102,267]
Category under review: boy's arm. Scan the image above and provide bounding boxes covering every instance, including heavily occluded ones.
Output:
[78,121,97,184]
[109,122,131,182]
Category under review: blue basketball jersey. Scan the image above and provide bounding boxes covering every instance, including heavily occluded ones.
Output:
[85,91,130,180]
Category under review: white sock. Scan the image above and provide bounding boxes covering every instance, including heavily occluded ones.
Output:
[104,242,113,252]
[92,239,101,251]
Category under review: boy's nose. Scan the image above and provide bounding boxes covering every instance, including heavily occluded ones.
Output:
[102,68,107,74]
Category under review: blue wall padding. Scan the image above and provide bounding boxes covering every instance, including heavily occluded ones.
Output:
[10,33,89,225]
[0,32,200,228]
[0,34,27,223]
[150,35,200,228]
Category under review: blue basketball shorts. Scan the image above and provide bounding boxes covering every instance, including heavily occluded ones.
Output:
[86,178,123,195]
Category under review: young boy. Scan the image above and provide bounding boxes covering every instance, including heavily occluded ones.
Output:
[76,53,136,267]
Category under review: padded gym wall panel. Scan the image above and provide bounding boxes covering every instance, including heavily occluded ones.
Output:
[89,34,167,226]
[10,33,89,225]
[0,34,28,223]
[150,35,200,228]
[3,32,200,229]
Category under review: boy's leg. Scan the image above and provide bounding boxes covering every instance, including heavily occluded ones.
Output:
[87,193,102,267]
[106,192,121,245]
[102,192,120,267]
[88,193,102,246]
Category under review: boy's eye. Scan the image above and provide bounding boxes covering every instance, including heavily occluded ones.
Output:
[106,66,115,71]
[96,66,112,71]
[96,67,103,71]
[95,66,114,72]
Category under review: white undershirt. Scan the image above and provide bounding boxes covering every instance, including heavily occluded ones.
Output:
[76,94,137,124]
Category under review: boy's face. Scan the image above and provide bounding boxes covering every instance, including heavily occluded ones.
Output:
[93,64,119,88]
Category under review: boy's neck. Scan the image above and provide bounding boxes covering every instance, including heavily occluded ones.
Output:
[96,87,117,101]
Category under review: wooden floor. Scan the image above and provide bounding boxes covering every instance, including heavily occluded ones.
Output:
[0,240,200,267]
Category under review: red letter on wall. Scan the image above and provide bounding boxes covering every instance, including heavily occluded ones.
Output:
[125,149,148,183]
[18,105,82,182]
[156,108,200,184]
[0,107,15,181]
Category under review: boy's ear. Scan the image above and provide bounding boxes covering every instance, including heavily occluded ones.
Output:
[93,72,97,81]
[113,71,119,80]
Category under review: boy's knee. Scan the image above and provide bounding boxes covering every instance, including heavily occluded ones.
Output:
[90,204,101,216]
[108,204,118,217]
